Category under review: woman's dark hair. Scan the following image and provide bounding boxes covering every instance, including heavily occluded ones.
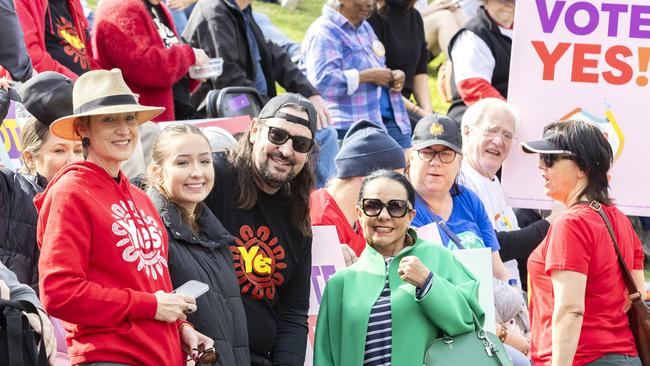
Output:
[544,120,613,204]
[229,127,317,238]
[358,170,416,207]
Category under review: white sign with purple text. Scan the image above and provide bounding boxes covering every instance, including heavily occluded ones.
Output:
[504,0,650,215]
[305,226,346,366]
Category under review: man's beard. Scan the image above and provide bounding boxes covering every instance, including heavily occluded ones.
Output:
[255,151,297,189]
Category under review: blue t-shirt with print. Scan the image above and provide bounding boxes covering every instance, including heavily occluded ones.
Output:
[411,186,500,252]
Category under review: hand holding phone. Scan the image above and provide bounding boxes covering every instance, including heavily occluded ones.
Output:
[173,280,210,299]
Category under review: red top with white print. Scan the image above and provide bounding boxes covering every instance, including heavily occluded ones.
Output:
[34,161,183,365]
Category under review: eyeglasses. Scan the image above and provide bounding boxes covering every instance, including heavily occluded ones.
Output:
[473,124,515,142]
[539,153,574,167]
[360,198,411,218]
[417,149,458,164]
[186,347,218,364]
[257,121,314,153]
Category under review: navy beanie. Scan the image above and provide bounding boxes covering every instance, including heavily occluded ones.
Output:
[335,120,406,178]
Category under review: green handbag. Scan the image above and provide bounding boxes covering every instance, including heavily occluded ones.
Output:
[424,314,513,366]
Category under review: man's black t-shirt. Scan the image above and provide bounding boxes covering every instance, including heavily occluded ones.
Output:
[44,0,91,76]
[204,152,311,365]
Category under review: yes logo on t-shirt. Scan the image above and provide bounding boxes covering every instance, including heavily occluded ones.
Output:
[231,225,287,301]
[447,231,486,250]
[111,200,167,280]
[54,17,90,71]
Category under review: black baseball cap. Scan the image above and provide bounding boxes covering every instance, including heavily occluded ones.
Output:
[521,129,574,155]
[411,114,462,153]
[19,71,73,126]
[258,93,318,136]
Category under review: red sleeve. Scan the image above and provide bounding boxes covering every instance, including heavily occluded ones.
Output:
[38,185,158,326]
[544,213,592,276]
[93,0,195,89]
[14,0,79,80]
[456,78,506,106]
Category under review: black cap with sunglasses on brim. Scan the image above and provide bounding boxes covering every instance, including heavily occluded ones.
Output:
[258,93,318,137]
[411,113,462,152]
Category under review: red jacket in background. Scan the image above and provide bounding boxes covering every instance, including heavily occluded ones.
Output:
[92,0,198,122]
[34,162,183,365]
[13,0,98,80]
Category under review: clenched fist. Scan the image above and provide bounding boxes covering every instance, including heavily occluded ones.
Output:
[397,256,431,288]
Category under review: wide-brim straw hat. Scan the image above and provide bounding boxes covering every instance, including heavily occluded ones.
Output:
[50,69,165,140]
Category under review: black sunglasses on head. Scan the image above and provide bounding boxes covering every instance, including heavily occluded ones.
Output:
[257,121,314,153]
[361,198,411,218]
[539,153,574,167]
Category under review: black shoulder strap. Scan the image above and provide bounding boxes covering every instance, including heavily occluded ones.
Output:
[437,220,465,250]
[577,201,643,300]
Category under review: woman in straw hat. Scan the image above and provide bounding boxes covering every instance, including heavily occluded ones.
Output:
[34,69,216,366]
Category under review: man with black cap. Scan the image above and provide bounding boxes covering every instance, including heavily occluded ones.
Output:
[204,93,317,366]
[310,119,406,263]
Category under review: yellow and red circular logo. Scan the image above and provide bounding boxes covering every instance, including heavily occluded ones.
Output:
[231,225,287,300]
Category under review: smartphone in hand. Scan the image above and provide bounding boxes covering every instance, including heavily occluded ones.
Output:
[173,280,209,299]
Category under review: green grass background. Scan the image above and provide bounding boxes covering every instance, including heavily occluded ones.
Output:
[87,0,649,281]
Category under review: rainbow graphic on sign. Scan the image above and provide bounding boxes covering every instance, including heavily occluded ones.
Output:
[560,106,624,162]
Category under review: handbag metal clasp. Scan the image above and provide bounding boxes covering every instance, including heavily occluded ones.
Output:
[477,330,496,357]
[442,336,454,349]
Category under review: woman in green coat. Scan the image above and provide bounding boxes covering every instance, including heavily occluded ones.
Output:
[314,170,484,366]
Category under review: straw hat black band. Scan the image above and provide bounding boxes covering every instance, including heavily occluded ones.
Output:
[74,94,138,115]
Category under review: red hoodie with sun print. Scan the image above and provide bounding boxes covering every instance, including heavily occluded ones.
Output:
[34,161,183,365]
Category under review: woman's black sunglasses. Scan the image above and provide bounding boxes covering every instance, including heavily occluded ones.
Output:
[258,121,314,153]
[539,153,573,167]
[361,198,411,218]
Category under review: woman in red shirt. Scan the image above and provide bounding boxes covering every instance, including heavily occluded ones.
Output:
[522,120,646,366]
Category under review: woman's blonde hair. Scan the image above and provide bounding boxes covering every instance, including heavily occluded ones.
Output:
[20,117,51,175]
[148,123,212,235]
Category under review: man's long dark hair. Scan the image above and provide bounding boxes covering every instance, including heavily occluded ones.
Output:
[228,128,316,237]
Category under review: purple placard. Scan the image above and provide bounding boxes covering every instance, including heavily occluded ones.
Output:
[1,101,24,167]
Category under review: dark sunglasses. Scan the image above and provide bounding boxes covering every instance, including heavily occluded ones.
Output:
[361,198,411,218]
[186,347,218,364]
[539,153,573,167]
[258,121,314,153]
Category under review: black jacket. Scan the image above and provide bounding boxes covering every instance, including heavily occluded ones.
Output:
[447,5,511,123]
[148,189,250,366]
[183,0,318,107]
[0,0,32,81]
[0,169,44,294]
